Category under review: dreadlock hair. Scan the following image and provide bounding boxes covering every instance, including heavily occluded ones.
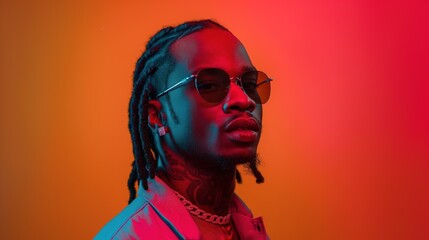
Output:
[127,19,264,204]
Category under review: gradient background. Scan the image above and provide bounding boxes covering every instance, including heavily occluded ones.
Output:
[1,0,428,239]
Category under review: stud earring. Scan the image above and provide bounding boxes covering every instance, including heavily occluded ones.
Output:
[158,126,167,136]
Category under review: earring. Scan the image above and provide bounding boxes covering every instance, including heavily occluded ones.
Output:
[158,126,167,136]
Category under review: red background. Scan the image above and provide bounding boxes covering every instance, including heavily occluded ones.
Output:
[1,0,428,239]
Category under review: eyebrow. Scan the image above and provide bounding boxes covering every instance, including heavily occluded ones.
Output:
[241,66,257,72]
[192,66,257,75]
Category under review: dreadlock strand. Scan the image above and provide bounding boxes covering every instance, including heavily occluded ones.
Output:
[250,160,264,183]
[127,161,138,203]
[126,114,139,200]
[138,87,156,180]
[135,86,149,190]
[235,168,242,184]
[129,82,145,174]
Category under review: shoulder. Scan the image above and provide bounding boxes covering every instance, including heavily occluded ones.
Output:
[95,177,201,239]
[94,197,177,240]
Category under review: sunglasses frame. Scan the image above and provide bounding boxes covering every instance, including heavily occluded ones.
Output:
[156,68,272,104]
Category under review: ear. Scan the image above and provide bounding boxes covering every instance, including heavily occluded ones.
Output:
[148,100,163,131]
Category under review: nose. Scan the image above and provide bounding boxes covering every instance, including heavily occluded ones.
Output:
[222,80,256,113]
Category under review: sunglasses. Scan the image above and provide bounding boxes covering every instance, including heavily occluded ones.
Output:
[156,68,272,104]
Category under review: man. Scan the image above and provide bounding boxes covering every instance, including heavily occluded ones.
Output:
[96,19,272,240]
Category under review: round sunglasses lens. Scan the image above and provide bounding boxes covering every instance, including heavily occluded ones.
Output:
[196,68,229,103]
[242,71,271,104]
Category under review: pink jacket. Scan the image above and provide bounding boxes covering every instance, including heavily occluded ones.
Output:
[95,177,269,239]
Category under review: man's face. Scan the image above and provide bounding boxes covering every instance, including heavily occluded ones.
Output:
[158,27,262,169]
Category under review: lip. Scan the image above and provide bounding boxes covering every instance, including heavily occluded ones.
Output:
[225,117,260,133]
[225,117,260,143]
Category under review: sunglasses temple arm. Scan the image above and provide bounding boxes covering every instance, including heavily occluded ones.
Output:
[156,75,195,98]
[256,78,273,87]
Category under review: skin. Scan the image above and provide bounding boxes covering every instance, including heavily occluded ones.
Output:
[148,26,262,239]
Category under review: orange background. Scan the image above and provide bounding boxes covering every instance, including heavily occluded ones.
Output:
[1,0,428,239]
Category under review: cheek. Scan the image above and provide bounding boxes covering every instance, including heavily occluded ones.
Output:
[192,110,219,141]
[182,88,221,140]
[254,105,263,122]
[193,121,219,146]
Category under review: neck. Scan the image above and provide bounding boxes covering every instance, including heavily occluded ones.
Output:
[157,149,236,216]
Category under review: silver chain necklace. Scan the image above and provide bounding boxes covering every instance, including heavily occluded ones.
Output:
[173,190,231,225]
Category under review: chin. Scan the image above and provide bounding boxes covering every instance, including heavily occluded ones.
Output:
[192,143,258,169]
[220,148,257,165]
[215,152,258,173]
